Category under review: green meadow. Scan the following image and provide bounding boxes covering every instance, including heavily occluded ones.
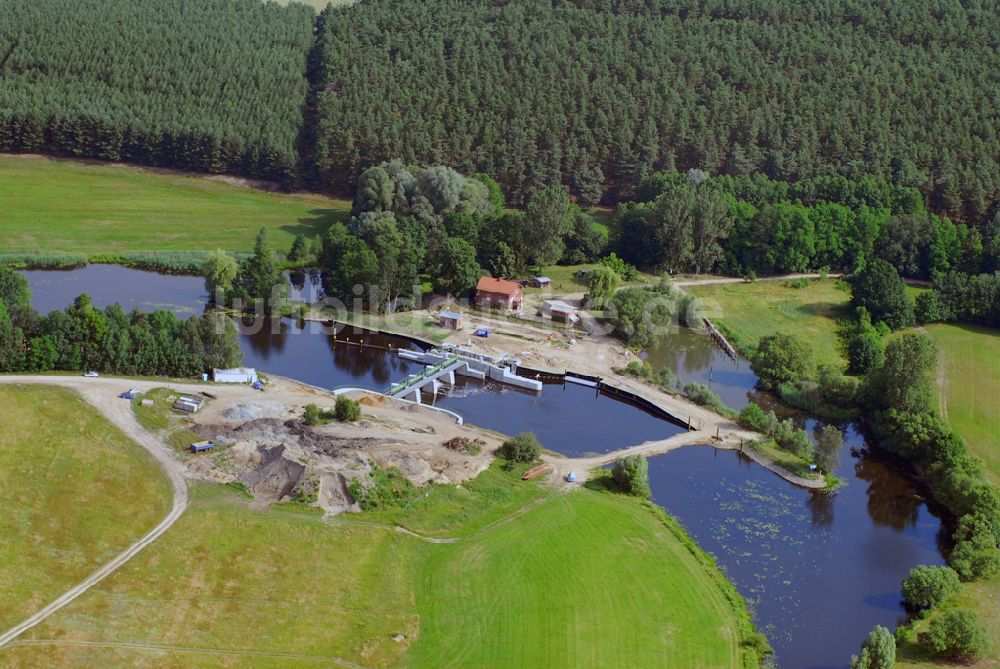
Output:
[0,385,172,631]
[924,323,1000,484]
[689,278,851,369]
[0,155,350,256]
[3,459,759,667]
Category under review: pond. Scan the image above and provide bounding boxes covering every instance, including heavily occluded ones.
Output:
[19,265,948,669]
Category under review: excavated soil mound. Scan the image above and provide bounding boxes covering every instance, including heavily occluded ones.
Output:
[238,444,306,502]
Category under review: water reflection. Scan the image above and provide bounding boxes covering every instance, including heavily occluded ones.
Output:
[19,266,950,669]
[854,453,924,530]
[650,444,944,669]
[643,327,758,409]
[18,264,206,316]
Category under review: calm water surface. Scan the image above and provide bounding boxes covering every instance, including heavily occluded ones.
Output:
[20,266,949,669]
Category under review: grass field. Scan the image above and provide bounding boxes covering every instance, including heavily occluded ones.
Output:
[895,572,1000,667]
[409,492,752,668]
[0,385,172,631]
[0,155,350,256]
[891,323,1000,666]
[689,278,851,369]
[924,323,1000,484]
[4,464,759,667]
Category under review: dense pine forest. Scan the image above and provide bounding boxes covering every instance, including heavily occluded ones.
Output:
[312,0,999,220]
[0,0,313,184]
[1,0,998,224]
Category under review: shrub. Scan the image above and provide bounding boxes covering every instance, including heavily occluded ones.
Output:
[302,403,327,426]
[682,382,731,416]
[612,454,651,499]
[925,609,988,662]
[845,311,885,375]
[598,252,639,281]
[737,403,767,432]
[606,284,674,348]
[773,419,814,460]
[949,514,1000,580]
[850,625,895,669]
[347,465,419,511]
[817,365,859,406]
[335,395,361,422]
[499,432,542,463]
[914,290,944,324]
[901,565,960,610]
[751,332,813,389]
[619,360,677,390]
[814,424,844,473]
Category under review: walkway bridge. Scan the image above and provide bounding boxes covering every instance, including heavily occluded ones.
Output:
[388,356,466,404]
[388,346,543,403]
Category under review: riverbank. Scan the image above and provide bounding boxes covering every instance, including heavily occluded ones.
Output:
[0,378,766,668]
[301,306,830,490]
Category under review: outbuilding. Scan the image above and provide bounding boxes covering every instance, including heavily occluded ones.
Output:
[542,299,579,324]
[213,367,259,384]
[475,276,524,312]
[189,440,215,453]
[531,276,552,288]
[438,310,464,330]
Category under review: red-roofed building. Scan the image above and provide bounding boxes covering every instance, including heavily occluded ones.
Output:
[475,276,524,312]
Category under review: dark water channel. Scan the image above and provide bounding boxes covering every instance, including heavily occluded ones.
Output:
[20,266,949,669]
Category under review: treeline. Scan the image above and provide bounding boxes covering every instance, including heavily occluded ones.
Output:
[611,171,994,279]
[917,272,1000,327]
[3,0,998,220]
[311,0,999,218]
[0,267,241,376]
[313,161,603,311]
[0,0,313,185]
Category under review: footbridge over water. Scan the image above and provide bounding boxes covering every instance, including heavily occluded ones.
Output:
[389,346,543,403]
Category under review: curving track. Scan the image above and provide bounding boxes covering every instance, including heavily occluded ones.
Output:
[0,376,190,648]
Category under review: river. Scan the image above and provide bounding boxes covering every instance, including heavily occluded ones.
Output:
[19,264,948,669]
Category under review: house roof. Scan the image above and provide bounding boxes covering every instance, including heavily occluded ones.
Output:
[543,299,577,312]
[214,367,257,376]
[476,276,523,296]
[439,310,463,320]
[534,276,551,282]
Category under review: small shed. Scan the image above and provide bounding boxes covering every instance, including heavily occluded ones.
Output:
[542,299,580,324]
[189,440,215,453]
[532,276,552,288]
[438,310,464,330]
[213,367,259,384]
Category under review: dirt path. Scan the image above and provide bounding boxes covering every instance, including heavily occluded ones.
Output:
[0,375,193,648]
[916,325,949,420]
[544,428,826,489]
[672,272,843,287]
[7,639,360,667]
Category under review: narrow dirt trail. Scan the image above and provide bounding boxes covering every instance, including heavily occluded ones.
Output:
[0,376,190,649]
[7,639,361,667]
[916,325,949,420]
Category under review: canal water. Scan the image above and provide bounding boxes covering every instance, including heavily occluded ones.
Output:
[19,265,948,669]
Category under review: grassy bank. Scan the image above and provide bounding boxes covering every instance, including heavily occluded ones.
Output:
[689,278,850,368]
[0,385,172,631]
[0,155,349,256]
[6,464,762,667]
[924,323,1000,485]
[409,491,759,668]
